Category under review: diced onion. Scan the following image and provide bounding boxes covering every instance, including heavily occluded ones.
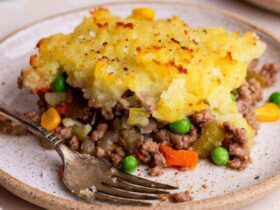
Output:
[121,128,141,153]
[62,118,80,127]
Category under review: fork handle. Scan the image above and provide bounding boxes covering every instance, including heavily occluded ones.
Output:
[0,102,63,147]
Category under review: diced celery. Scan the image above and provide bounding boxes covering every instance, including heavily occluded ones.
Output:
[127,108,150,126]
[192,121,224,158]
[72,124,92,140]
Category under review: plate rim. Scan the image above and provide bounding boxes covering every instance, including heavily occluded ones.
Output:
[242,0,280,15]
[0,1,280,209]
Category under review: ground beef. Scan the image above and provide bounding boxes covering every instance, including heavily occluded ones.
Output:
[238,78,262,105]
[54,126,72,140]
[0,111,41,136]
[139,119,158,134]
[69,135,79,151]
[136,138,167,174]
[155,129,170,145]
[155,126,198,150]
[0,114,28,135]
[95,147,106,158]
[259,63,280,87]
[228,143,249,157]
[0,120,29,135]
[137,139,159,163]
[101,108,114,120]
[110,154,123,166]
[168,191,192,203]
[135,137,167,176]
[91,123,108,142]
[24,111,40,123]
[228,158,250,170]
[237,100,259,132]
[223,122,251,170]
[110,146,125,166]
[153,153,166,167]
[191,109,215,126]
[40,121,75,150]
[223,122,247,148]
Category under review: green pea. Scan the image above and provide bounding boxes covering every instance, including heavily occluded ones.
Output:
[268,92,280,106]
[52,75,66,92]
[122,155,138,173]
[169,118,191,135]
[211,146,229,166]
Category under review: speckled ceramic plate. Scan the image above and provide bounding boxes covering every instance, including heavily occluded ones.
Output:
[0,1,280,210]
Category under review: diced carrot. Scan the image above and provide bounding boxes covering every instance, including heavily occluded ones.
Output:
[159,145,198,168]
[56,103,69,115]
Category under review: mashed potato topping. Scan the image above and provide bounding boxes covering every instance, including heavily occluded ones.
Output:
[19,8,266,137]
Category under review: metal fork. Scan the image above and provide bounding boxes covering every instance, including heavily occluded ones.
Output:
[0,103,177,206]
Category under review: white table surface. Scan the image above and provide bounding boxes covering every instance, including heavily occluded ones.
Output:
[0,0,279,209]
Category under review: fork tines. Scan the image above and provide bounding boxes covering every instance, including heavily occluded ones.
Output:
[93,170,178,206]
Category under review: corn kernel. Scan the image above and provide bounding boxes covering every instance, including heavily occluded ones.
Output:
[41,107,61,131]
[255,103,280,122]
[132,7,155,20]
